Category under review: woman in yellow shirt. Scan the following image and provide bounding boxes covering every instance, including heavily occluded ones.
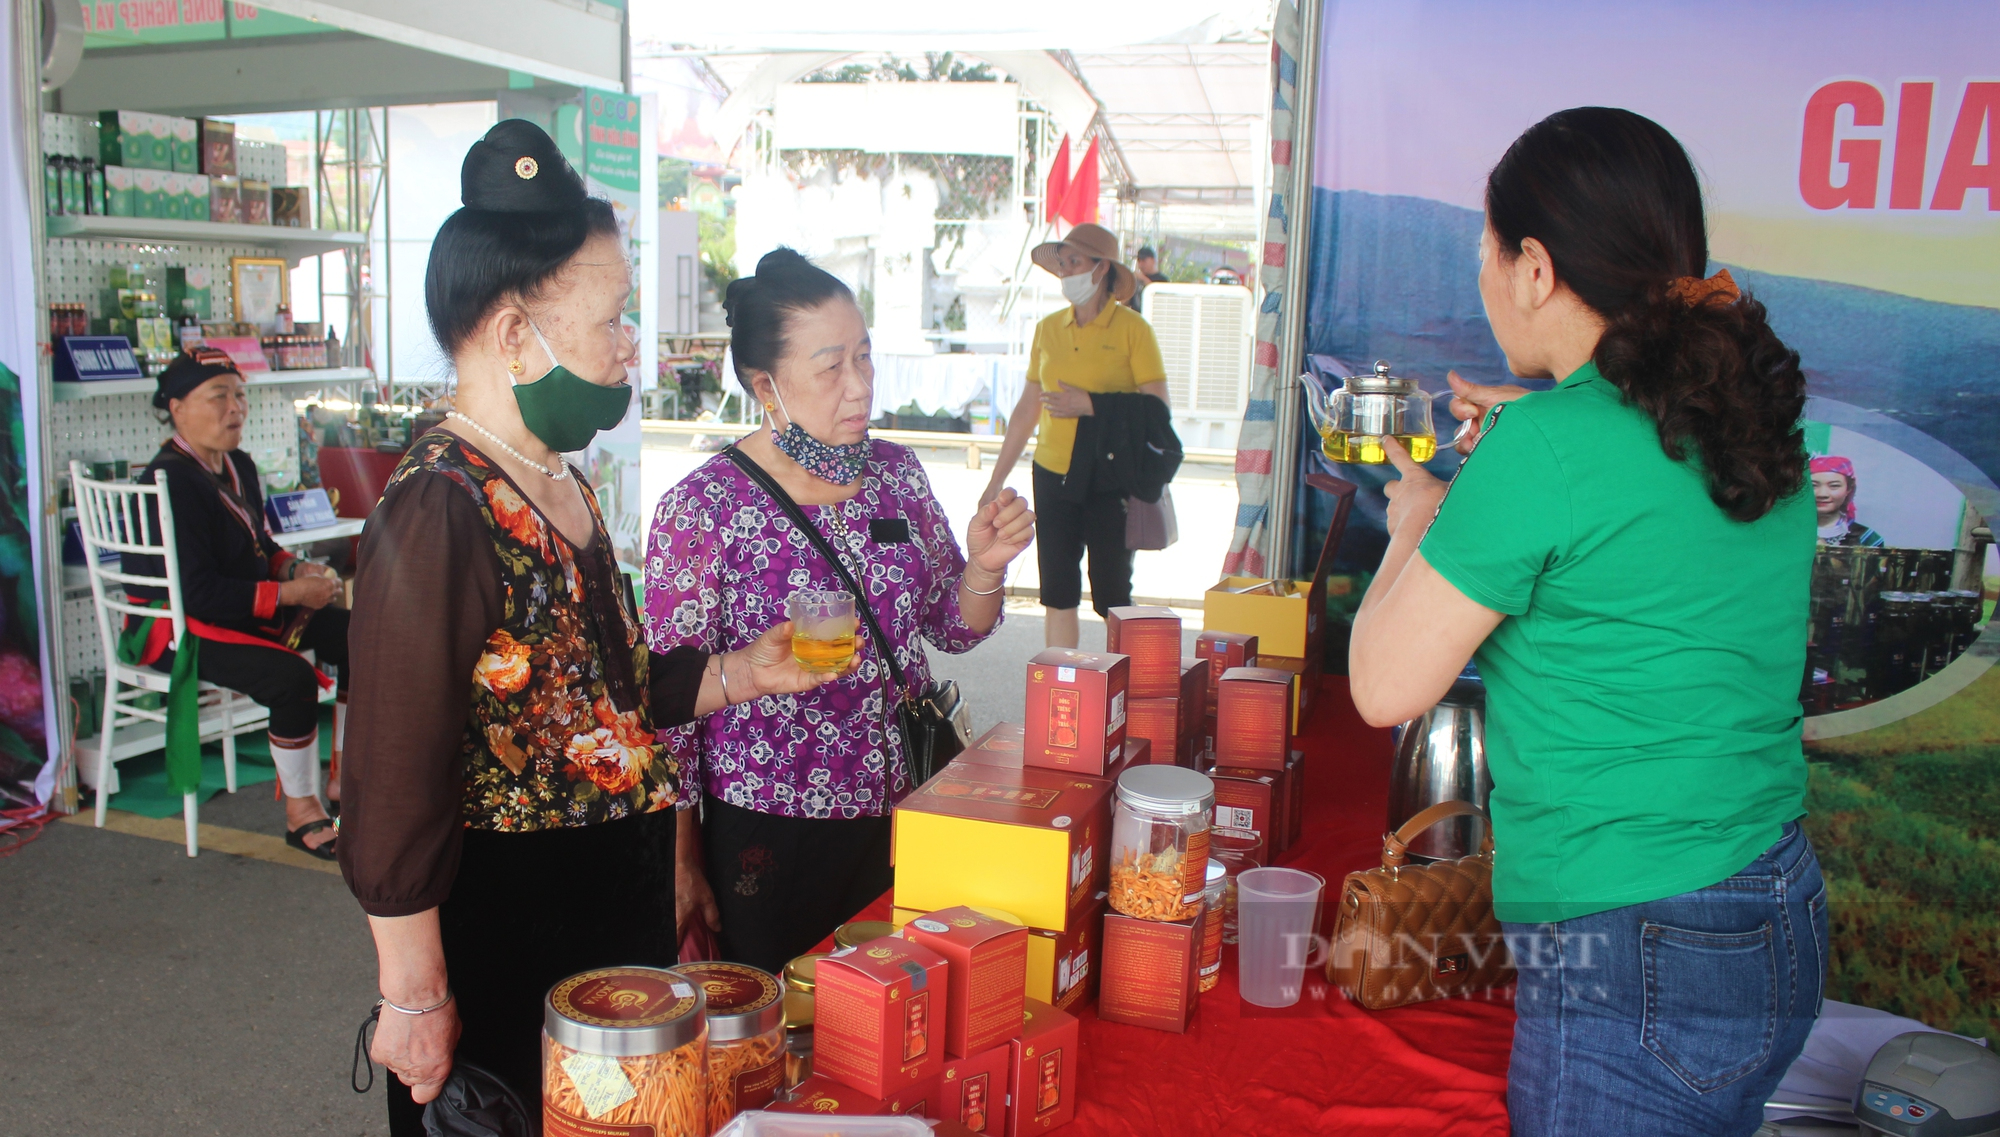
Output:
[983,224,1169,647]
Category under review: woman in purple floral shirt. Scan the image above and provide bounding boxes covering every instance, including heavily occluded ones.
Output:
[646,248,1036,970]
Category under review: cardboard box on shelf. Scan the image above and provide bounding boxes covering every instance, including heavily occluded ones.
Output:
[1210,765,1279,864]
[103,164,134,217]
[159,172,185,220]
[199,118,236,176]
[1194,631,1257,716]
[901,907,1027,1058]
[272,185,308,228]
[183,174,210,222]
[132,168,164,219]
[1098,904,1206,1033]
[145,112,171,169]
[765,1074,883,1115]
[894,764,1113,932]
[937,1041,1011,1136]
[1005,999,1079,1137]
[1104,606,1182,698]
[1024,649,1129,776]
[1257,654,1318,732]
[895,894,1105,1013]
[1203,479,1351,663]
[209,176,241,224]
[814,936,949,1099]
[1217,666,1292,770]
[169,117,199,172]
[241,179,272,225]
[98,110,151,169]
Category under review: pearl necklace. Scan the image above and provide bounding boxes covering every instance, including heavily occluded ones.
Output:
[447,411,569,481]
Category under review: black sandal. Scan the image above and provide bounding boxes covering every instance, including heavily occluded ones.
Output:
[286,818,338,861]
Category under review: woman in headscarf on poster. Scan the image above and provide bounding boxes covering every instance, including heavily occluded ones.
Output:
[1810,456,1884,546]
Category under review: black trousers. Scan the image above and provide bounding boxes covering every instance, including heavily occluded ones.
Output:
[386,808,678,1135]
[1032,463,1133,616]
[152,607,349,739]
[701,795,895,974]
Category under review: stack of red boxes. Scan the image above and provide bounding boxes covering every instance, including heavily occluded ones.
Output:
[1111,604,1214,768]
[1193,630,1258,756]
[781,908,1082,1135]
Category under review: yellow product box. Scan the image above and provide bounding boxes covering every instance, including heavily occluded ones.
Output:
[1256,654,1319,732]
[1204,471,1356,664]
[892,764,1112,932]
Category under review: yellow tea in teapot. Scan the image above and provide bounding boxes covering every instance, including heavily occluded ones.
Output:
[1320,429,1437,464]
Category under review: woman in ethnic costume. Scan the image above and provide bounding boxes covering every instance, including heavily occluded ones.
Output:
[337,121,830,1133]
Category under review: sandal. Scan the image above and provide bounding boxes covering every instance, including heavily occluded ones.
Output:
[286,818,339,861]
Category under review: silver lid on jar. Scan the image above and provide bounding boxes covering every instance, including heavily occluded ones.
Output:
[671,962,783,1042]
[1116,764,1216,816]
[545,966,706,1056]
[1342,360,1418,395]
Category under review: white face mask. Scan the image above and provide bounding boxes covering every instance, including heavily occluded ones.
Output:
[1059,269,1100,306]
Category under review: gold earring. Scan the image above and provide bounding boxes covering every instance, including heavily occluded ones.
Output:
[764,401,775,411]
[508,359,523,375]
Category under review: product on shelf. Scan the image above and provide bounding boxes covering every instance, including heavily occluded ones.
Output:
[1108,766,1214,923]
[241,179,272,225]
[1126,654,1206,768]
[210,176,242,224]
[900,906,1028,1058]
[893,763,1114,931]
[104,165,135,216]
[133,169,165,219]
[169,117,199,172]
[542,966,709,1137]
[814,935,948,1099]
[185,173,210,221]
[1099,903,1207,1032]
[161,173,187,220]
[937,1042,1012,1136]
[1216,666,1292,770]
[1024,648,1130,776]
[272,186,308,228]
[673,961,786,1130]
[1194,630,1258,716]
[893,895,1104,1014]
[1004,999,1079,1136]
[199,118,236,176]
[1104,605,1182,698]
[98,111,154,169]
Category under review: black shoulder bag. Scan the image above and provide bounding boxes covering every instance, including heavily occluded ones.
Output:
[724,446,971,786]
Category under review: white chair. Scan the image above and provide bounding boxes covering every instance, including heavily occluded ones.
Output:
[70,460,274,856]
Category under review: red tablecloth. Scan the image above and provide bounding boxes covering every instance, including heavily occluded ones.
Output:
[827,677,1515,1136]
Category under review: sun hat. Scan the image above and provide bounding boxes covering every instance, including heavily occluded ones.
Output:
[1030,223,1135,303]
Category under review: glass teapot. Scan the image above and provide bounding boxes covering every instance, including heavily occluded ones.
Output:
[1300,360,1462,465]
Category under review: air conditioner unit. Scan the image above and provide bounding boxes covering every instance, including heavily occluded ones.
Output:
[1143,283,1253,451]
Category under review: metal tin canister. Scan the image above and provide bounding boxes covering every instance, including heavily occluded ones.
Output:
[545,965,706,1057]
[673,962,784,1125]
[542,966,709,1137]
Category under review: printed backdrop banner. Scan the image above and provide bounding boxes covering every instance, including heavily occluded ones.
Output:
[1299,0,1999,1040]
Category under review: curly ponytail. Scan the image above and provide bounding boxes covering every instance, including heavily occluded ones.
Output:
[1486,107,1807,522]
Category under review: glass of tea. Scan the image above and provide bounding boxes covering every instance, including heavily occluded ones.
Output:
[787,589,858,673]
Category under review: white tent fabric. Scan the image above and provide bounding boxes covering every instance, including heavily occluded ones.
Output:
[871,354,1029,421]
[633,1,1271,52]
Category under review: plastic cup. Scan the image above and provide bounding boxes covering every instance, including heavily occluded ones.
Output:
[1235,866,1325,1008]
[787,589,857,673]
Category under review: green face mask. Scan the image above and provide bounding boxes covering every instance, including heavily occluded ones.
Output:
[515,322,632,453]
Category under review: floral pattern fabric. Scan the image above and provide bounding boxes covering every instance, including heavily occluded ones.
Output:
[387,433,673,831]
[644,441,995,819]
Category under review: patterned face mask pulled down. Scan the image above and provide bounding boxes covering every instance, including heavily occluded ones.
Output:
[768,386,868,485]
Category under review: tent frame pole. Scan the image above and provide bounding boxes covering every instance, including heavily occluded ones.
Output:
[1262,0,1324,580]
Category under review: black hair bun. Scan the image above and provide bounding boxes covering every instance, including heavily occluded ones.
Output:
[461,119,586,213]
[721,276,756,328]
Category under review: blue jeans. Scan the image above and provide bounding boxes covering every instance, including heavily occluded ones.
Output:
[1504,822,1828,1137]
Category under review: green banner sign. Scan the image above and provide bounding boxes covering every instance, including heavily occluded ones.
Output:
[83,1,334,50]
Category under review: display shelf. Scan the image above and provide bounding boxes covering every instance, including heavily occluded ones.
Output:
[45,216,365,263]
[52,367,373,402]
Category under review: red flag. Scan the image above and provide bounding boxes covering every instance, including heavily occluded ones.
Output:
[1044,135,1071,223]
[1060,137,1101,226]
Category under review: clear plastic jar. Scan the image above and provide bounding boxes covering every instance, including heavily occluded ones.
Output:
[1198,858,1225,992]
[674,962,784,1130]
[543,966,708,1137]
[1109,765,1215,922]
[1212,830,1264,945]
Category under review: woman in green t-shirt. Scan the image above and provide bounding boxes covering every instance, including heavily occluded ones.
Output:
[1349,108,1826,1136]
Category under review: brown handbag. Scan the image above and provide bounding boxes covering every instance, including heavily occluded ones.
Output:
[1327,800,1514,1010]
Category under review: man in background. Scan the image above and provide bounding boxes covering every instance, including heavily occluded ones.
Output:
[1130,245,1169,313]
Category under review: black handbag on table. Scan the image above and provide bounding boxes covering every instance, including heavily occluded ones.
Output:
[724,446,971,786]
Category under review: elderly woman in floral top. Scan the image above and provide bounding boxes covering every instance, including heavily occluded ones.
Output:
[341,124,831,1134]
[647,248,1036,971]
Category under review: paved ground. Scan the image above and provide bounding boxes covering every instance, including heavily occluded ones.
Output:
[0,442,1235,1135]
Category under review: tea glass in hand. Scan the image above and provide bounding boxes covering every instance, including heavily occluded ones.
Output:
[787,589,858,674]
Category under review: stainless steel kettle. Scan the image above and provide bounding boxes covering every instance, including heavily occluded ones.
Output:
[1386,666,1491,862]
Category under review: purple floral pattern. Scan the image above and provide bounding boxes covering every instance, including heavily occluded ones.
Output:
[644,441,996,818]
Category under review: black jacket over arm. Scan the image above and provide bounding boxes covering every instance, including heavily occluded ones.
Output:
[124,447,289,633]
[1052,392,1184,504]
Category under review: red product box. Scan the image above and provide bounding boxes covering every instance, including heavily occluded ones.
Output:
[1270,761,1293,858]
[1210,765,1279,864]
[893,893,1105,1013]
[1105,606,1183,698]
[814,935,950,1099]
[1195,631,1258,716]
[766,1074,883,1115]
[1125,697,1178,767]
[1287,748,1306,850]
[1108,736,1149,778]
[1097,904,1207,1033]
[937,1042,1012,1136]
[1258,654,1318,732]
[1006,998,1080,1137]
[886,1074,942,1118]
[961,722,1026,768]
[1025,649,1130,776]
[1177,657,1209,765]
[1216,666,1292,770]
[901,906,1029,1058]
